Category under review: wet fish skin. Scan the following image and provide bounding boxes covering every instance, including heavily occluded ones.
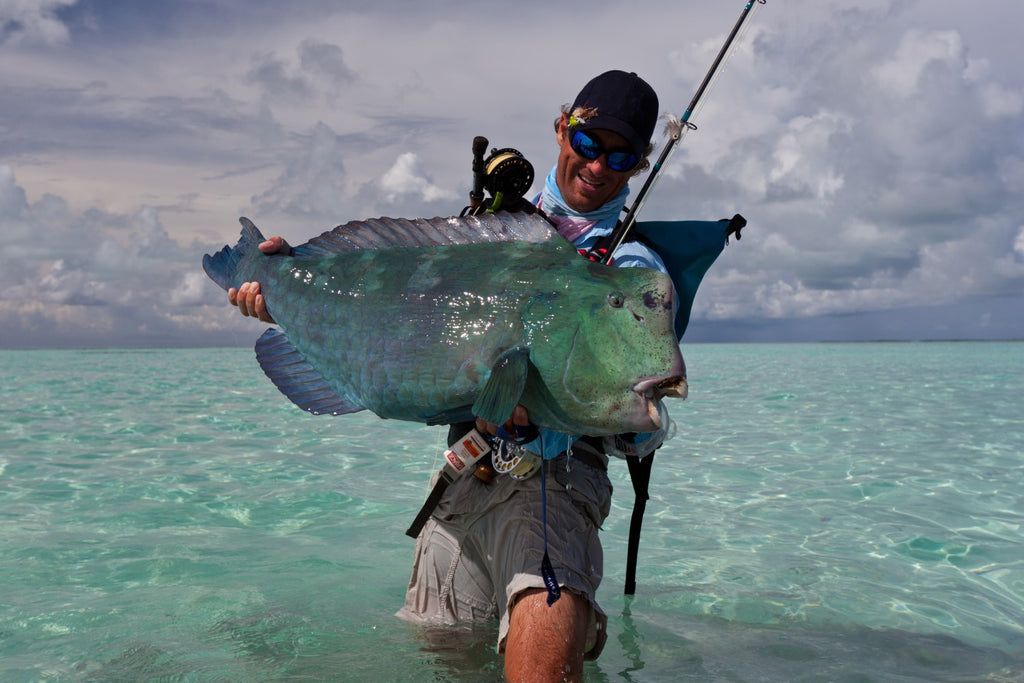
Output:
[203,212,685,436]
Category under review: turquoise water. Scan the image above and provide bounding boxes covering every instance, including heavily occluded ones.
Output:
[1,343,1021,681]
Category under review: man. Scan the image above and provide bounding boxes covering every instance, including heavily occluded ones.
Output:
[229,71,671,682]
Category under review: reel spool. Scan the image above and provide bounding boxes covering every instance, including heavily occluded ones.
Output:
[483,148,534,200]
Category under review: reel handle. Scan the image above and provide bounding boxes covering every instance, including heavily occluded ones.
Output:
[469,136,489,211]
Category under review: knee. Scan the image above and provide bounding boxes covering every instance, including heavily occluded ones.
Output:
[504,588,588,682]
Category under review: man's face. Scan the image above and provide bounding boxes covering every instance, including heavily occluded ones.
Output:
[555,114,635,213]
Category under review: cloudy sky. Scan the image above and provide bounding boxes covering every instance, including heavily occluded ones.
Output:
[2,0,1022,347]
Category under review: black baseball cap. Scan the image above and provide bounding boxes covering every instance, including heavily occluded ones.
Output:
[569,70,659,157]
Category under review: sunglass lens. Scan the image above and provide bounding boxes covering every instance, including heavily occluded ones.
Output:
[607,152,638,172]
[571,130,601,160]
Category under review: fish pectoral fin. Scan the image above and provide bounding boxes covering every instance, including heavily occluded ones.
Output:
[424,406,476,425]
[255,328,364,416]
[472,345,530,426]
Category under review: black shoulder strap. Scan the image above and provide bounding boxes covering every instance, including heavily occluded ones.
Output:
[624,453,655,595]
[578,434,654,595]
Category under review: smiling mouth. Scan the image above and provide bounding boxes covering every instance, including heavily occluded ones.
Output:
[577,173,605,189]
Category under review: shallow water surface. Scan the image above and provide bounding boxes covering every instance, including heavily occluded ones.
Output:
[1,343,1021,680]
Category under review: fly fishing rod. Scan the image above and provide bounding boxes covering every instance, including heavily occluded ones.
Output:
[586,0,765,264]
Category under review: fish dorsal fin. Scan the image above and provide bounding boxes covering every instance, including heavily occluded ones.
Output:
[293,211,560,257]
[255,328,364,416]
[471,345,530,426]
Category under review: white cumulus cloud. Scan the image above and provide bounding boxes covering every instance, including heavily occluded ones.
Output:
[0,0,76,45]
[380,152,457,204]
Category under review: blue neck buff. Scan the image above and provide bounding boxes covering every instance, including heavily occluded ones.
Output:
[534,165,628,246]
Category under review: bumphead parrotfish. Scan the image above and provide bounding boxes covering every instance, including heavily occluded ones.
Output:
[203,211,686,436]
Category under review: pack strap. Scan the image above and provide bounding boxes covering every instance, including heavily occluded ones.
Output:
[577,435,653,594]
[405,475,452,539]
[624,453,655,595]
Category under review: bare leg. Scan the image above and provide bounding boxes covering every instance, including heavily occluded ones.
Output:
[504,588,588,683]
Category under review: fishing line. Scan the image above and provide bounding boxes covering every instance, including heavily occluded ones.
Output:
[687,0,763,124]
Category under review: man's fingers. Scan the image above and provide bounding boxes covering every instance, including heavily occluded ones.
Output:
[227,238,286,322]
[510,405,530,427]
[227,281,275,323]
[237,282,260,317]
[475,405,534,441]
[237,282,252,317]
[475,417,497,436]
[259,236,290,255]
[254,294,268,321]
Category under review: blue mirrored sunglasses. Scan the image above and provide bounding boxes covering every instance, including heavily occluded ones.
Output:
[569,129,639,172]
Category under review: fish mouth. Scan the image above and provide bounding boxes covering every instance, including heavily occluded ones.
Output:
[632,374,688,428]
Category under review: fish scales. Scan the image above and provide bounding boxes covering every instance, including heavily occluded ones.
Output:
[203,212,686,435]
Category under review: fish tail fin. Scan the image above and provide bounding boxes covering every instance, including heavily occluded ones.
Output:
[202,217,266,291]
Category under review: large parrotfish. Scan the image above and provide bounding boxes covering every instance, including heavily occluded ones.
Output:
[203,211,686,436]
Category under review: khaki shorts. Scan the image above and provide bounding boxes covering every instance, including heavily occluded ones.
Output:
[396,451,612,659]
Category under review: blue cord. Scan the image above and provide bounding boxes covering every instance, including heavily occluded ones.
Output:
[539,441,561,606]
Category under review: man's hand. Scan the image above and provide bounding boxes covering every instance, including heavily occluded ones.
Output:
[475,405,538,444]
[226,236,290,324]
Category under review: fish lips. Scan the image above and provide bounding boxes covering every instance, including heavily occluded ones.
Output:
[632,362,687,430]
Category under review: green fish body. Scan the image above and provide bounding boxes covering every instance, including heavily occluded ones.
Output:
[203,212,685,436]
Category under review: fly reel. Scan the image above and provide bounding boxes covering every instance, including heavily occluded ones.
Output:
[491,440,541,480]
[463,136,535,215]
[482,148,534,199]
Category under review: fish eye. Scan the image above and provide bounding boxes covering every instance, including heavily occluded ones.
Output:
[608,292,624,308]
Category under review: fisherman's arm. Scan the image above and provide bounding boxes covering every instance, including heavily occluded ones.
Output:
[609,241,670,278]
[227,235,291,324]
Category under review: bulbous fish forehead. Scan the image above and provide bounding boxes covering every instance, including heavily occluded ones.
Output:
[585,261,675,309]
